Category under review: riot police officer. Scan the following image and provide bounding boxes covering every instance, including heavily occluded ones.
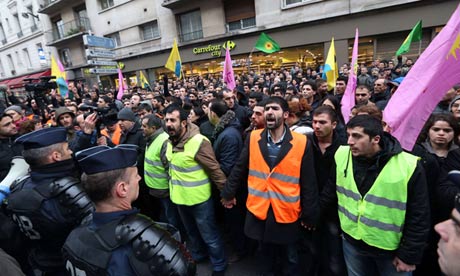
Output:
[63,144,196,276]
[7,127,94,275]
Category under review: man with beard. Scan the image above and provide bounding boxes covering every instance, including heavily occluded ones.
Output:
[7,127,93,275]
[164,104,227,275]
[55,107,97,152]
[0,113,22,181]
[221,96,319,275]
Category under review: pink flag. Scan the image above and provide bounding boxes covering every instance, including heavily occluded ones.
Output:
[117,68,124,100]
[383,3,460,151]
[222,47,236,90]
[341,28,359,123]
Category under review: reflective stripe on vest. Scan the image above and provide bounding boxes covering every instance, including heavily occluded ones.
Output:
[246,129,306,223]
[166,134,211,206]
[335,145,418,250]
[144,131,170,190]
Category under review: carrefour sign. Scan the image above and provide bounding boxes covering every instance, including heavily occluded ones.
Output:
[192,41,236,57]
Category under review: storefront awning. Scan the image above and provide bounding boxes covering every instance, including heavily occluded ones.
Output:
[0,69,51,89]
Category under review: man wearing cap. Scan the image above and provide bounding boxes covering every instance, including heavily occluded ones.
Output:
[164,104,227,275]
[4,105,27,128]
[55,106,98,152]
[7,127,94,275]
[117,107,144,147]
[63,145,196,276]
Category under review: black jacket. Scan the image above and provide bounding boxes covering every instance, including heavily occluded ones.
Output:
[222,127,319,244]
[437,148,460,220]
[211,111,243,176]
[321,133,430,265]
[0,136,23,182]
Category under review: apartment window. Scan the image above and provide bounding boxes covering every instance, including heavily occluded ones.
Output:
[106,32,121,47]
[228,17,256,31]
[283,0,322,7]
[179,10,203,42]
[15,51,23,67]
[7,54,15,74]
[141,21,160,40]
[53,19,65,39]
[224,0,255,31]
[0,59,5,77]
[23,48,32,69]
[99,0,114,10]
[59,48,72,67]
[13,14,22,35]
[5,18,11,33]
[0,24,6,44]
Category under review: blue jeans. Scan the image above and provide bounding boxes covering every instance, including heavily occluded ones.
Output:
[159,197,185,239]
[177,198,227,272]
[342,237,412,276]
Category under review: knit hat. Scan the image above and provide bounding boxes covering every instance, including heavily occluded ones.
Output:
[117,107,135,122]
[5,105,22,114]
[55,107,75,121]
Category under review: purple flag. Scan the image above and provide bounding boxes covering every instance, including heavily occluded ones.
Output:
[223,47,236,90]
[117,68,124,101]
[383,3,460,150]
[342,28,359,123]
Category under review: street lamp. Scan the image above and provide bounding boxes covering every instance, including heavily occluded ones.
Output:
[21,12,39,20]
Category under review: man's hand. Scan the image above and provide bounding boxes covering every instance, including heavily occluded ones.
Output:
[392,257,416,272]
[221,198,236,209]
[97,136,107,146]
[83,113,98,135]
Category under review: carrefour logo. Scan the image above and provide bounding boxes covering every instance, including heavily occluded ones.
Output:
[193,40,236,57]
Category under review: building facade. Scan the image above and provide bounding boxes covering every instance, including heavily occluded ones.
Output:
[0,0,457,89]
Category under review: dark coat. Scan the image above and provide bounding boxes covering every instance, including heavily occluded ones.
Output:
[222,127,320,244]
[437,148,460,220]
[211,111,243,176]
[320,133,430,265]
[0,136,23,182]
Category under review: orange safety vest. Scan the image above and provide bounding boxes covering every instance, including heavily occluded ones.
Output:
[101,124,122,145]
[247,129,307,223]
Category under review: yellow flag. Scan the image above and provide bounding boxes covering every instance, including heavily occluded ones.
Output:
[323,38,338,91]
[165,39,182,78]
[139,70,151,90]
[51,55,68,96]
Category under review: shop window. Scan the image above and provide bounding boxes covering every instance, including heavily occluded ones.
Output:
[179,10,203,42]
[141,21,160,41]
[228,17,256,31]
[106,32,121,47]
[99,0,114,10]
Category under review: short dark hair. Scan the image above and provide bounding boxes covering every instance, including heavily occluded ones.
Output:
[265,96,289,112]
[142,114,163,128]
[81,168,130,203]
[154,96,165,106]
[337,76,348,84]
[302,81,317,91]
[209,99,229,118]
[313,105,338,123]
[347,114,383,138]
[249,92,263,102]
[356,84,371,92]
[164,104,188,122]
[138,103,153,112]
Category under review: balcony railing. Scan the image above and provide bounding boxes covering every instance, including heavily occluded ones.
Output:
[179,30,203,42]
[39,0,75,15]
[46,17,90,44]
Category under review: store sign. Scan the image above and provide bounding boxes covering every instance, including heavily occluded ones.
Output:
[192,40,236,57]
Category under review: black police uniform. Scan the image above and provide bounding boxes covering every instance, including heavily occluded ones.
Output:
[62,145,196,276]
[6,127,94,274]
[63,209,195,276]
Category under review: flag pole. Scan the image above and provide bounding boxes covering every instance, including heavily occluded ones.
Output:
[418,39,422,57]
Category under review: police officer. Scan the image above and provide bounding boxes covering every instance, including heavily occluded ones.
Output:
[63,144,196,276]
[7,127,94,275]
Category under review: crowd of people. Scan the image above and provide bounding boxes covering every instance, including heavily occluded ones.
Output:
[1,56,460,276]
